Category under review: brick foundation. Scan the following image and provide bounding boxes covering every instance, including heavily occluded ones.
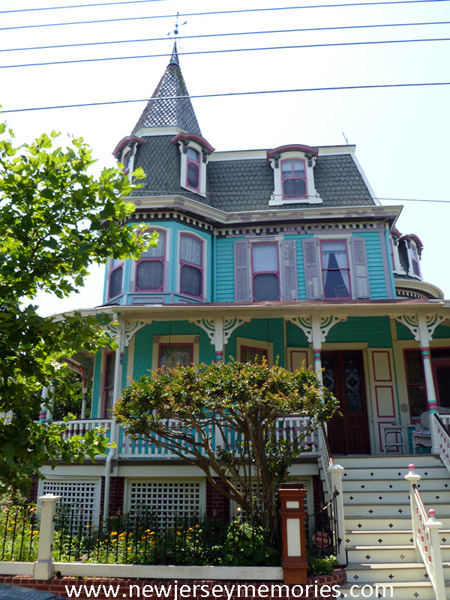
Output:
[0,571,346,600]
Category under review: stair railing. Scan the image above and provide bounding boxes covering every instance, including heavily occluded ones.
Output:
[318,424,346,564]
[431,412,450,473]
[405,464,446,600]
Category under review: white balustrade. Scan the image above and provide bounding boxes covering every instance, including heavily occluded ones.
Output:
[405,464,446,600]
[54,419,112,442]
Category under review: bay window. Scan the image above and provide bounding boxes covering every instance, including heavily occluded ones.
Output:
[108,258,123,300]
[180,234,203,299]
[135,230,166,291]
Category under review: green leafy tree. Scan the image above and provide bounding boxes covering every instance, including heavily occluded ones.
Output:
[115,360,338,547]
[0,121,154,497]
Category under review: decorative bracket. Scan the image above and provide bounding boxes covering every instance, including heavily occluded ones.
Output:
[394,314,446,346]
[286,315,347,344]
[105,320,150,347]
[189,317,250,348]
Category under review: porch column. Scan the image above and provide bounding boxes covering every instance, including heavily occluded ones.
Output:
[214,317,224,363]
[104,317,125,517]
[80,376,88,420]
[312,317,323,384]
[417,315,440,453]
[39,386,49,422]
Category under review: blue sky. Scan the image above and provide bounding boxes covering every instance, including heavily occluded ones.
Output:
[1,0,449,313]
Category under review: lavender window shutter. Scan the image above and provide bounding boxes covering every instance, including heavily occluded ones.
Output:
[302,238,322,299]
[234,240,251,301]
[351,237,370,299]
[281,239,298,300]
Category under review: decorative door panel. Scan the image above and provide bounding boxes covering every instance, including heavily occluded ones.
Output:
[369,349,399,453]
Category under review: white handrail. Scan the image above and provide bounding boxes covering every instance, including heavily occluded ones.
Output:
[431,413,450,473]
[405,464,446,599]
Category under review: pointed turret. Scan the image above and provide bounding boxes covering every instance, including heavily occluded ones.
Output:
[132,43,201,136]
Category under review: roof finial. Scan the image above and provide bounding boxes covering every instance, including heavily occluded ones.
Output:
[167,11,187,65]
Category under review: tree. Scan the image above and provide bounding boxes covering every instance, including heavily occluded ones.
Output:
[0,121,155,497]
[114,360,338,546]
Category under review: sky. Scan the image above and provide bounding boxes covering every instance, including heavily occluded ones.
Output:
[1,0,449,315]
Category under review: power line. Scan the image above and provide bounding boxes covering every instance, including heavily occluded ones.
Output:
[1,0,449,32]
[3,81,449,113]
[1,38,449,70]
[2,21,449,54]
[0,0,168,13]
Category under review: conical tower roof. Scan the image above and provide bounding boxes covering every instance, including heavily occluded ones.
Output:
[132,43,201,136]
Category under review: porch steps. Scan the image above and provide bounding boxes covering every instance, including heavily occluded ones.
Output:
[337,455,450,599]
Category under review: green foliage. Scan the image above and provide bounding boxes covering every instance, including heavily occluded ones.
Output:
[115,360,338,547]
[307,554,339,576]
[0,121,154,496]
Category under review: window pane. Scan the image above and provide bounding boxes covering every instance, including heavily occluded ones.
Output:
[293,179,306,197]
[323,269,350,298]
[281,160,292,175]
[180,264,202,297]
[241,346,268,364]
[187,163,199,188]
[293,160,305,177]
[136,260,164,290]
[406,350,424,384]
[109,266,123,298]
[187,148,199,161]
[159,344,192,369]
[141,231,165,258]
[180,235,202,266]
[254,273,279,301]
[253,244,278,272]
[283,179,295,197]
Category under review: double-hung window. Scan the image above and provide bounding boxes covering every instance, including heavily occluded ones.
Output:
[180,234,203,299]
[186,148,201,191]
[281,159,307,199]
[252,242,280,301]
[135,230,166,291]
[108,258,123,300]
[321,240,351,299]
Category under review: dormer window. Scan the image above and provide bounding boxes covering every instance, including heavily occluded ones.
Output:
[281,158,307,199]
[186,148,201,191]
[268,144,321,206]
[171,133,215,198]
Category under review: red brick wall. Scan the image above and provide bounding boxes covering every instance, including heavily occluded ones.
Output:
[0,572,346,600]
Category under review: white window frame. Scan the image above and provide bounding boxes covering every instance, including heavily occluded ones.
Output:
[178,140,208,197]
[152,334,200,371]
[269,151,322,206]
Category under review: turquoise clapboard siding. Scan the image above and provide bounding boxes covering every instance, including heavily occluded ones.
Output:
[215,232,388,302]
[225,319,286,367]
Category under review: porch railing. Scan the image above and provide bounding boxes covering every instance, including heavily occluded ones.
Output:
[78,417,320,459]
[405,464,446,600]
[431,413,450,472]
[57,418,112,442]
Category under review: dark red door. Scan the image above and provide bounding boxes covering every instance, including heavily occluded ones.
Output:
[322,350,371,455]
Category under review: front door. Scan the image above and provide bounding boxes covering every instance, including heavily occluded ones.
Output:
[322,350,371,454]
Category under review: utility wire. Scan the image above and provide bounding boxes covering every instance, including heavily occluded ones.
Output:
[1,21,449,54]
[1,38,448,70]
[3,81,449,113]
[0,0,168,13]
[1,0,449,31]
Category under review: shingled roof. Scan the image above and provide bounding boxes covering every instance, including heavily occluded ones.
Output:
[132,43,201,136]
